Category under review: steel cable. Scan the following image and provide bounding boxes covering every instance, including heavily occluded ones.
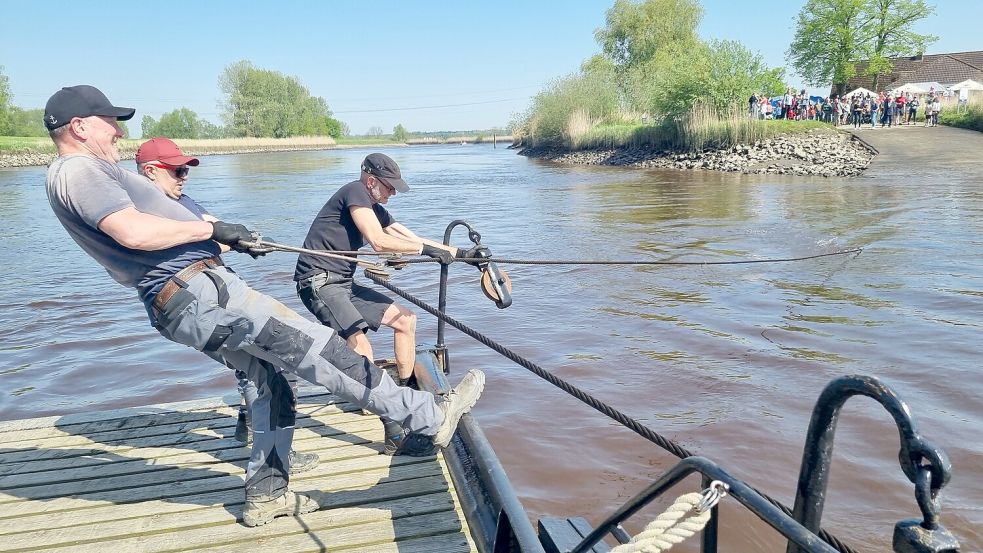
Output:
[386,247,863,266]
[365,271,859,553]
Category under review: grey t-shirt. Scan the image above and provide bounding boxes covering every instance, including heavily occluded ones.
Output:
[294,179,394,280]
[46,154,220,319]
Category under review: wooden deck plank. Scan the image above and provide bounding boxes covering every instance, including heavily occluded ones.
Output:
[0,391,478,553]
[2,483,456,550]
[0,421,385,489]
[0,412,377,468]
[0,403,364,452]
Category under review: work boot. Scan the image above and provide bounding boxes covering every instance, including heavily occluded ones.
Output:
[382,418,436,457]
[242,490,320,527]
[432,369,485,448]
[234,407,250,444]
[289,449,320,473]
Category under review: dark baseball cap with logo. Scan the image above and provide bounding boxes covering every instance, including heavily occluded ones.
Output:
[361,153,409,192]
[43,85,135,131]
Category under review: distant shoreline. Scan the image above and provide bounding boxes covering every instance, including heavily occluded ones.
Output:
[0,135,515,168]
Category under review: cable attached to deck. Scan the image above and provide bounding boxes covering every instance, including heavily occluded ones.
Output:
[365,271,860,553]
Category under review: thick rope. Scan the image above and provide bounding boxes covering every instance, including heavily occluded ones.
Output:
[365,272,860,553]
[610,493,710,553]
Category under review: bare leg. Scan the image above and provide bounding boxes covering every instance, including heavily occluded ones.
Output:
[380,303,418,380]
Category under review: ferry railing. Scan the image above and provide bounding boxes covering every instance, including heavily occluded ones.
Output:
[386,221,960,553]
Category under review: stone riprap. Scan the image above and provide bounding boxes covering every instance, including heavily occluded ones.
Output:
[519,130,875,177]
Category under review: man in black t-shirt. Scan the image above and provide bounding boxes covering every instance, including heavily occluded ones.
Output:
[295,153,476,387]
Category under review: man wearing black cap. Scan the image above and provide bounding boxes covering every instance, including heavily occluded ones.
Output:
[295,154,485,392]
[43,86,486,528]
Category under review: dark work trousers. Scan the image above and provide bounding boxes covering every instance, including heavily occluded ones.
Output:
[154,265,444,500]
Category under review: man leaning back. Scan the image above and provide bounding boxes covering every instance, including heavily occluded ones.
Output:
[42,84,485,528]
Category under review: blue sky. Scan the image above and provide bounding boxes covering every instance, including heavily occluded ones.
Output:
[1,1,979,134]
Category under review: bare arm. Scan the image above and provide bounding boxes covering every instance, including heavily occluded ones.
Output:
[350,206,422,253]
[98,207,214,251]
[383,221,458,255]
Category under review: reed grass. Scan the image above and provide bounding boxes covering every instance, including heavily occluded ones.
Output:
[559,104,832,152]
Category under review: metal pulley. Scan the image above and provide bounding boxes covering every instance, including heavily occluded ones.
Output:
[480,264,512,308]
[463,244,512,309]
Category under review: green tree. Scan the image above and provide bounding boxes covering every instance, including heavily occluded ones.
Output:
[141,115,158,138]
[704,40,786,111]
[0,66,12,135]
[218,60,344,138]
[198,120,228,139]
[392,124,408,142]
[155,107,201,139]
[787,0,936,95]
[863,0,936,90]
[787,0,867,96]
[6,107,46,136]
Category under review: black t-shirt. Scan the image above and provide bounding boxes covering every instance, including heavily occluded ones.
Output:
[294,179,394,280]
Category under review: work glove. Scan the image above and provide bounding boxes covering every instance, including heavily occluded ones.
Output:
[421,244,454,265]
[210,221,255,247]
[211,221,270,259]
[455,244,491,260]
[233,236,276,259]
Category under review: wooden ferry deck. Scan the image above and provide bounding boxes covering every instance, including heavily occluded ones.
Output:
[0,390,477,552]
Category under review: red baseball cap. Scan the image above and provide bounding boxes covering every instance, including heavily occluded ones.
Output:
[135,137,200,166]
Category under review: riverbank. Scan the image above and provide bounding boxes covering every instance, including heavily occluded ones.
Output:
[0,134,515,168]
[519,128,876,177]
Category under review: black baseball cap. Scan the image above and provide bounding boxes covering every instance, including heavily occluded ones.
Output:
[43,85,135,131]
[361,153,409,192]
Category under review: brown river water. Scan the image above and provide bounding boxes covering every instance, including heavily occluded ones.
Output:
[0,141,979,550]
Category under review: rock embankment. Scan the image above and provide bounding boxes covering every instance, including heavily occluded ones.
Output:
[519,130,875,177]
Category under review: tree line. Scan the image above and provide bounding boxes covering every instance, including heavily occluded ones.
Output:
[514,0,935,147]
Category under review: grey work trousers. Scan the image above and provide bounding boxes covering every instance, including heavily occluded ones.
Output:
[153,265,444,500]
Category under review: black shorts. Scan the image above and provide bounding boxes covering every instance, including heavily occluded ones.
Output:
[297,273,394,339]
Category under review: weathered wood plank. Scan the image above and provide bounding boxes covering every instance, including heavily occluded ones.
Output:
[0,482,457,551]
[0,390,338,435]
[0,404,368,452]
[0,427,386,490]
[0,462,446,536]
[96,511,461,553]
[0,412,379,468]
[0,453,438,516]
[0,390,478,553]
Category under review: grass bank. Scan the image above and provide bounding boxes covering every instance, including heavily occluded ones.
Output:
[522,106,832,154]
[940,103,983,133]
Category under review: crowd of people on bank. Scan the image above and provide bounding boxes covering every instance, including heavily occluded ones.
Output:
[748,88,946,128]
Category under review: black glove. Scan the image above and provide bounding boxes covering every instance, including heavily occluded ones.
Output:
[233,236,276,259]
[455,244,491,260]
[210,221,255,247]
[421,244,454,265]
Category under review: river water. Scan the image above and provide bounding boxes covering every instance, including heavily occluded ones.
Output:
[0,144,979,550]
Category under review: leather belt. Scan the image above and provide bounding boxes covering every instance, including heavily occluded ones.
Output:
[153,257,224,312]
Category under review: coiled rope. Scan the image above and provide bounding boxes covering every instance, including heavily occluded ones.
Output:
[610,493,710,553]
[365,272,860,553]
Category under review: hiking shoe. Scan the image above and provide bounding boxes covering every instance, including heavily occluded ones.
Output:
[289,449,320,473]
[234,409,250,444]
[242,490,319,527]
[432,369,485,448]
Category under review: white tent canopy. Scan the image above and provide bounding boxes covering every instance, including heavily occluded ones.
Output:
[951,79,983,91]
[891,82,929,95]
[844,87,875,98]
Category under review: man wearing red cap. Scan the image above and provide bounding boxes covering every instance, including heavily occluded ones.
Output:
[136,136,320,473]
[42,85,486,528]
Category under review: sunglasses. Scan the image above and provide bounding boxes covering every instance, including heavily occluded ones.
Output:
[149,163,190,178]
[374,176,396,195]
